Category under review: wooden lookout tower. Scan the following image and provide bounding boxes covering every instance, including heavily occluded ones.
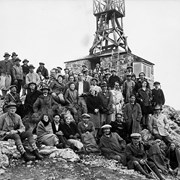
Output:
[89,0,129,55]
[65,0,155,85]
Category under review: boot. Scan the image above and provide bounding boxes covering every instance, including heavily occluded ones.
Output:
[33,149,43,160]
[22,152,36,162]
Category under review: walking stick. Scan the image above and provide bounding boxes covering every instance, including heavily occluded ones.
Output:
[144,161,159,180]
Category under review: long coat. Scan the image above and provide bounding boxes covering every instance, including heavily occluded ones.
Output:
[75,80,90,95]
[0,112,25,139]
[33,94,59,117]
[152,88,165,106]
[123,103,142,134]
[126,142,148,169]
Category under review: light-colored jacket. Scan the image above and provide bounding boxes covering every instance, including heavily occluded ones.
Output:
[26,72,40,85]
[148,113,169,136]
[0,112,25,138]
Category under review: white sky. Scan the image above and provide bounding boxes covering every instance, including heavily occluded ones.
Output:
[0,0,180,109]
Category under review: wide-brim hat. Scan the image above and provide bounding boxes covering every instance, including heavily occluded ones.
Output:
[9,85,17,90]
[29,64,35,69]
[28,82,37,87]
[153,81,160,86]
[5,102,17,108]
[130,133,141,139]
[82,113,90,118]
[39,62,45,65]
[101,124,112,129]
[3,52,10,57]
[111,69,116,72]
[154,105,162,110]
[14,58,21,62]
[22,59,29,63]
[40,86,50,91]
[11,52,18,57]
[57,67,62,70]
[91,78,98,82]
[100,82,107,87]
[82,64,87,68]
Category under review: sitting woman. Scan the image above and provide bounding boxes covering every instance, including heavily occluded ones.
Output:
[61,114,83,151]
[36,114,63,148]
[166,142,180,176]
[78,113,99,153]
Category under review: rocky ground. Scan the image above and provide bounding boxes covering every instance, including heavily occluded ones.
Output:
[0,100,180,180]
[1,154,177,180]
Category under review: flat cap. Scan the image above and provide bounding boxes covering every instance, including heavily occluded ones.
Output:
[111,69,116,72]
[14,58,21,62]
[101,124,112,129]
[9,85,17,90]
[130,133,141,139]
[82,113,91,118]
[39,62,45,65]
[153,81,160,86]
[29,64,35,69]
[5,102,17,108]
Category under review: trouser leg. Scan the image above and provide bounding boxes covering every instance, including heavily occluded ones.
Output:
[147,161,165,180]
[133,161,148,176]
[4,133,25,154]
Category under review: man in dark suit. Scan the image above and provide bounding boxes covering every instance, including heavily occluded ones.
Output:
[36,62,49,79]
[51,114,71,148]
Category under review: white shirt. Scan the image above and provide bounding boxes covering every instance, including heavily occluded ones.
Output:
[78,81,83,96]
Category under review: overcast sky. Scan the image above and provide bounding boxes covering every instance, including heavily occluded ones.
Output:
[0,0,180,109]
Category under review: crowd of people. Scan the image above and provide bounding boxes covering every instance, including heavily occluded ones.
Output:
[0,52,179,179]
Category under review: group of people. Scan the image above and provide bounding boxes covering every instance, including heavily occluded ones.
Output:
[0,52,179,179]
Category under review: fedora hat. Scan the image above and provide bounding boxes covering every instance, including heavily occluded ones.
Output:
[28,82,37,87]
[22,59,29,63]
[14,58,21,62]
[3,52,10,57]
[29,64,35,69]
[11,52,18,57]
[9,85,17,90]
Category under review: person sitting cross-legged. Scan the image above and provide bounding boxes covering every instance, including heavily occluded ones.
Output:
[0,102,43,162]
[99,124,126,166]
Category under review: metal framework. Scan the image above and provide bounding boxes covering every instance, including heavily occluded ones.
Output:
[89,0,129,55]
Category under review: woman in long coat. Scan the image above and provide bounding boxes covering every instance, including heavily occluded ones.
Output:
[36,114,59,146]
[123,95,142,137]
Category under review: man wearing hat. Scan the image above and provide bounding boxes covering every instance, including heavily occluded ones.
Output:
[108,69,121,89]
[78,113,99,153]
[81,64,87,73]
[99,124,126,165]
[4,85,24,117]
[152,81,165,107]
[90,77,101,93]
[21,59,30,95]
[134,72,150,95]
[123,94,142,139]
[12,58,23,94]
[123,73,135,103]
[26,64,40,86]
[148,105,171,146]
[126,133,165,180]
[33,85,59,118]
[0,52,13,99]
[11,52,18,65]
[0,102,43,161]
[36,62,49,80]
[24,82,42,115]
[98,82,114,124]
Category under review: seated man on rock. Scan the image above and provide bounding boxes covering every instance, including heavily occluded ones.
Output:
[0,102,43,162]
[126,133,165,180]
[148,105,171,146]
[99,124,126,165]
[4,85,24,117]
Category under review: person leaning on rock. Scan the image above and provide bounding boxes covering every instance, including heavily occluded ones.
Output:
[0,102,43,162]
